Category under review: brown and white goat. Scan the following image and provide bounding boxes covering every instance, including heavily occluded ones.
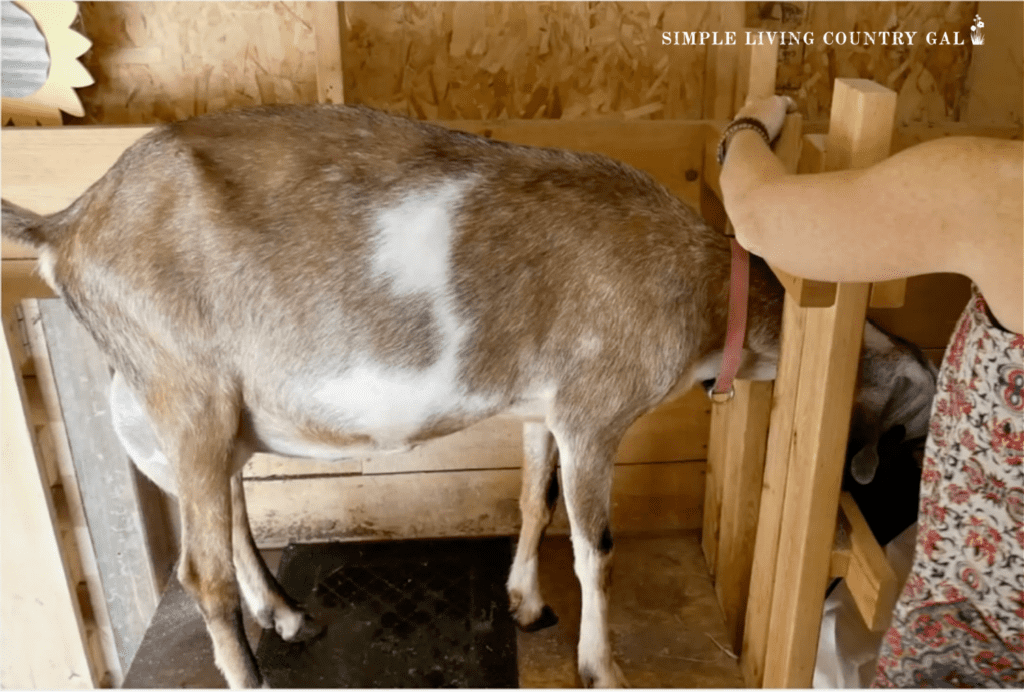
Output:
[2,104,934,688]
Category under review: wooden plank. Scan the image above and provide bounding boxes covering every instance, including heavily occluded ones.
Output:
[701,391,730,574]
[736,40,780,106]
[762,281,871,687]
[713,379,773,652]
[311,1,344,105]
[702,4,746,119]
[1,318,94,689]
[34,299,161,675]
[838,493,898,632]
[741,290,807,684]
[869,279,907,309]
[246,460,706,549]
[760,78,897,688]
[0,126,153,223]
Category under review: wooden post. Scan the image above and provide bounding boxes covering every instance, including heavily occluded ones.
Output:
[742,78,897,688]
[1,319,96,688]
[712,379,773,650]
[701,32,781,652]
[312,2,345,104]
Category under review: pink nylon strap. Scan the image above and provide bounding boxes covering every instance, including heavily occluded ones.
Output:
[711,238,750,401]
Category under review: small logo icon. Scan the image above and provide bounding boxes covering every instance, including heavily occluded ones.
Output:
[970,15,985,45]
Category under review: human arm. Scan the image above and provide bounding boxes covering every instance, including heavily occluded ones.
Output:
[719,102,1023,333]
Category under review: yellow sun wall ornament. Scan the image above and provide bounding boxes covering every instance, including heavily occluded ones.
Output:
[1,0,93,125]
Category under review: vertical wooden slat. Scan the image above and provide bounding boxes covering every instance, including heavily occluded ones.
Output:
[702,393,731,575]
[1,323,95,688]
[713,379,774,651]
[740,290,808,685]
[311,1,345,104]
[703,30,783,650]
[754,78,897,688]
[761,281,871,686]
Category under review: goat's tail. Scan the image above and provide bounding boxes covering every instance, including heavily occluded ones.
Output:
[2,199,51,249]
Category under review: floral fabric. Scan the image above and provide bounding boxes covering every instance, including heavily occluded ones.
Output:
[874,288,1023,688]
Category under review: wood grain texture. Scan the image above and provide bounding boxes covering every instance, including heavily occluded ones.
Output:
[712,379,773,652]
[758,78,897,689]
[839,493,898,632]
[246,460,706,549]
[1,317,95,689]
[311,1,344,105]
[740,289,807,685]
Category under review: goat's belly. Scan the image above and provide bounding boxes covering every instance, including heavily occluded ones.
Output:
[248,366,507,461]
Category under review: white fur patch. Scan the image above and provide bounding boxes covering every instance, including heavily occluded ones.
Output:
[371,180,467,295]
[254,179,500,458]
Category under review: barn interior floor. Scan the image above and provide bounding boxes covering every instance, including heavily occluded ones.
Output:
[513,531,744,688]
[259,530,745,688]
[127,530,743,688]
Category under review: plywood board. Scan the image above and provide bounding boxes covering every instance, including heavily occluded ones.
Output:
[246,460,706,549]
[1,320,94,689]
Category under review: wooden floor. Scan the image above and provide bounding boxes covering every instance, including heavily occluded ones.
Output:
[516,532,744,688]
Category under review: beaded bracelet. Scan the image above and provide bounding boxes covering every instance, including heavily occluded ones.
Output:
[716,117,772,165]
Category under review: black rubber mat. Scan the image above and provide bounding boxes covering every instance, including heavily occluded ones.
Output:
[255,537,519,688]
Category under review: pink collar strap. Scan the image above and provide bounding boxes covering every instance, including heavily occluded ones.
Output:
[711,238,750,402]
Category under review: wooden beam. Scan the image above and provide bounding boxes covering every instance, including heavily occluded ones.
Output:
[837,493,899,632]
[246,460,707,549]
[755,78,897,689]
[741,290,808,685]
[712,379,773,651]
[311,1,345,105]
[825,80,905,309]
[1,316,95,688]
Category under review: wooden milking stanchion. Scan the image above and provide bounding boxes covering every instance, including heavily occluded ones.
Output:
[740,79,898,688]
[701,37,786,653]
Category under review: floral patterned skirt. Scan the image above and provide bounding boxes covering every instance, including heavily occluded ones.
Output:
[873,289,1023,687]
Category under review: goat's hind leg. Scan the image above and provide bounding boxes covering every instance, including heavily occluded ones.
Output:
[231,473,322,642]
[154,381,261,689]
[507,421,560,631]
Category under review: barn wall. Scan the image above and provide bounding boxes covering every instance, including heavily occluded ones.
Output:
[66,2,1019,128]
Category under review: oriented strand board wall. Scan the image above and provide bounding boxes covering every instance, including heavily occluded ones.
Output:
[65,2,1013,127]
[752,1,980,124]
[70,1,318,124]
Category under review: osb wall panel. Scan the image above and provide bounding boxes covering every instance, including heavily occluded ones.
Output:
[70,1,318,124]
[48,2,1020,127]
[343,2,715,120]
[749,2,981,124]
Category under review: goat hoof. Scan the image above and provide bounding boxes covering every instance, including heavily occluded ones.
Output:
[279,612,324,643]
[517,605,559,632]
[579,662,627,688]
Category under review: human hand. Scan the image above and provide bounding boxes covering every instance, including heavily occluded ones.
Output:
[735,95,797,141]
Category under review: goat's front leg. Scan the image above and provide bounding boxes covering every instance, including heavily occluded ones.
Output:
[550,423,626,688]
[231,474,322,642]
[157,383,261,689]
[507,420,560,631]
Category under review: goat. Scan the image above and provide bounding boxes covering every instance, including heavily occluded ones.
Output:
[2,104,934,688]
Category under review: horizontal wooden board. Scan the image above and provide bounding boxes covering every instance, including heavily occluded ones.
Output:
[245,460,705,549]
